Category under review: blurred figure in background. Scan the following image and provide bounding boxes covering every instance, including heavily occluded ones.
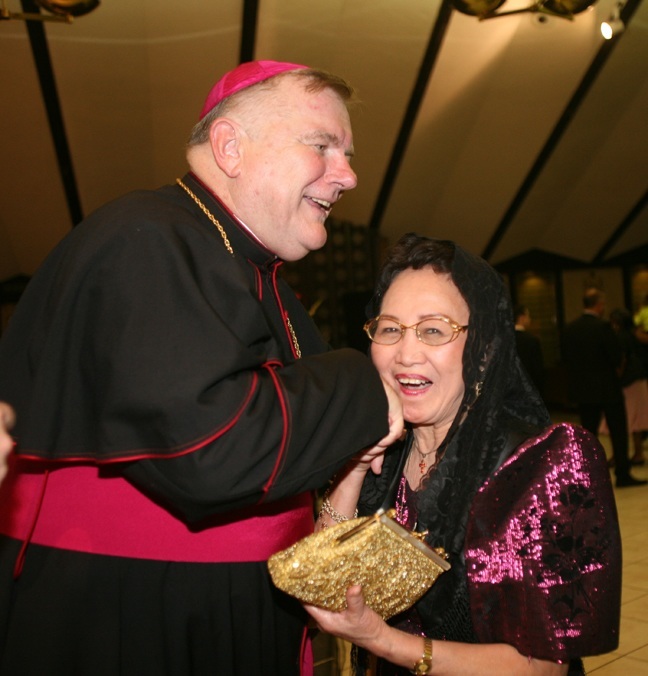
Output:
[514,304,545,399]
[562,288,645,487]
[633,294,648,396]
[633,293,648,333]
[600,308,648,466]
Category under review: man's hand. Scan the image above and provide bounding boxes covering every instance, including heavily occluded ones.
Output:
[0,402,16,484]
[374,380,404,471]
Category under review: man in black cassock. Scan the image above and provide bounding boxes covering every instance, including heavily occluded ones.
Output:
[0,61,403,675]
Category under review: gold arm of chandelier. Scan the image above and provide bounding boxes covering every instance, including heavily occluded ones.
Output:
[0,0,99,22]
[452,0,597,20]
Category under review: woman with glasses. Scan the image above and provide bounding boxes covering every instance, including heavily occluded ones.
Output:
[306,234,621,675]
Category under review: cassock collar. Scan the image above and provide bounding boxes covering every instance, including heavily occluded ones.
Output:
[182,172,281,269]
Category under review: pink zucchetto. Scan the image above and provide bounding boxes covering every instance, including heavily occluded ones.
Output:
[198,60,309,120]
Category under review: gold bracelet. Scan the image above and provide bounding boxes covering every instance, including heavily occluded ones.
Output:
[410,637,433,675]
[318,491,358,524]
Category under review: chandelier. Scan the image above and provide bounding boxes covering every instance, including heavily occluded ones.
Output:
[0,0,100,23]
[452,0,597,20]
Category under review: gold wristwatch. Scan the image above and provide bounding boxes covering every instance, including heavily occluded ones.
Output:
[410,637,433,674]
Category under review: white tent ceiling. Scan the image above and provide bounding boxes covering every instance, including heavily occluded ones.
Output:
[1,0,646,280]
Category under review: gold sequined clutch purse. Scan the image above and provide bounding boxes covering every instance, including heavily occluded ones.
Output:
[267,507,451,619]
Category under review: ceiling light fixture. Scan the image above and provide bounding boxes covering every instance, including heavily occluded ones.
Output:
[452,0,598,20]
[0,0,99,23]
[600,2,625,38]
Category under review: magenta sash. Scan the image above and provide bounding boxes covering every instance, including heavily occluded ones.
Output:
[0,457,314,562]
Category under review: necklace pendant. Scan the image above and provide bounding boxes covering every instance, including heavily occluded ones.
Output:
[419,458,426,474]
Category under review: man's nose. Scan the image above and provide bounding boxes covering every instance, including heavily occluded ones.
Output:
[329,155,358,191]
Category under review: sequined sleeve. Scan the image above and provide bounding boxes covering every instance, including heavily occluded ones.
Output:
[464,423,621,661]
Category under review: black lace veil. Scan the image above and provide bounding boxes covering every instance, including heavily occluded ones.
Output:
[360,234,551,639]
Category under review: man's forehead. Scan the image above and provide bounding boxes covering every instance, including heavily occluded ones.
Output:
[241,80,354,150]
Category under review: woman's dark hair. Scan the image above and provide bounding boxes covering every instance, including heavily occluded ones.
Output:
[369,234,456,317]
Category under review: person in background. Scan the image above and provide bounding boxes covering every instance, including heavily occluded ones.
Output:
[562,288,645,488]
[633,294,648,394]
[0,61,403,675]
[633,293,648,333]
[306,234,621,675]
[600,308,648,466]
[0,403,14,485]
[513,304,545,398]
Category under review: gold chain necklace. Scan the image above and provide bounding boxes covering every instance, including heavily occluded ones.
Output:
[414,436,437,475]
[176,178,234,255]
[176,177,301,359]
[286,317,302,359]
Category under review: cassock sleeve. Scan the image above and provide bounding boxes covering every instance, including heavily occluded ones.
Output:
[122,348,388,521]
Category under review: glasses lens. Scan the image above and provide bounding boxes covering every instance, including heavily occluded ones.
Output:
[417,318,455,345]
[367,318,402,344]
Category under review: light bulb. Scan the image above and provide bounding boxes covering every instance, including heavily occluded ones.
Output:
[601,16,624,39]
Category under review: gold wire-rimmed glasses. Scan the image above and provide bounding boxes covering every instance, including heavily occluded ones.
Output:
[364,315,468,346]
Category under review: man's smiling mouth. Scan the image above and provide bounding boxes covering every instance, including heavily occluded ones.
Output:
[307,196,332,215]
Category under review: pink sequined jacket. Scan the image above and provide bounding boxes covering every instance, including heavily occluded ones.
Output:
[465,422,621,661]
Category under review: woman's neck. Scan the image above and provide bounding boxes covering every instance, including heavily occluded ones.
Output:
[406,422,452,488]
[412,421,452,455]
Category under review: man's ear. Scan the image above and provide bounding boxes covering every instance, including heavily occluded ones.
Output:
[209,119,242,178]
